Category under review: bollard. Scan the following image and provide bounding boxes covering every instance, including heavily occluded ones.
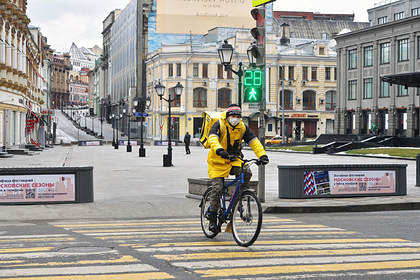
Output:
[417,153,420,187]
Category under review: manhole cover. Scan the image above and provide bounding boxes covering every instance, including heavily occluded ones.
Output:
[57,246,114,253]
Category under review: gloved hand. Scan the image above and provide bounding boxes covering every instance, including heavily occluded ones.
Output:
[216,148,230,159]
[259,155,269,165]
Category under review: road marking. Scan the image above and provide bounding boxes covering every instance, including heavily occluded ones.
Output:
[0,265,172,278]
[0,234,71,239]
[0,247,54,253]
[1,255,139,268]
[174,253,420,269]
[194,260,420,277]
[154,247,420,261]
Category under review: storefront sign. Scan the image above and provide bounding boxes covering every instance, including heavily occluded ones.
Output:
[0,174,76,202]
[304,170,396,196]
[291,114,307,118]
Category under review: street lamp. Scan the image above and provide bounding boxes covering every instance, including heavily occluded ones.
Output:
[123,107,132,152]
[110,113,115,147]
[218,40,244,108]
[155,81,183,167]
[247,42,257,67]
[115,112,119,149]
[133,96,151,157]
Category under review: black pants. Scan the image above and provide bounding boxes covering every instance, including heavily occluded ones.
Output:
[185,144,190,154]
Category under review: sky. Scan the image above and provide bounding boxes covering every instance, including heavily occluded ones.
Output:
[26,0,376,53]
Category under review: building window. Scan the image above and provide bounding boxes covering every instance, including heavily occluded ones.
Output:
[280,90,293,109]
[303,90,316,110]
[348,80,357,100]
[268,123,273,132]
[279,66,284,80]
[325,67,331,81]
[288,66,294,80]
[378,16,387,24]
[364,46,373,67]
[169,88,181,107]
[334,67,337,80]
[380,79,390,97]
[394,12,404,20]
[168,64,173,77]
[193,63,199,77]
[398,85,409,96]
[218,88,231,108]
[380,42,391,64]
[349,49,357,69]
[364,78,373,99]
[398,39,409,61]
[418,37,420,58]
[326,90,336,110]
[218,64,224,79]
[202,63,208,78]
[311,67,317,80]
[302,67,308,80]
[193,87,207,107]
[176,63,181,76]
[319,47,325,55]
[412,7,420,16]
[227,68,232,79]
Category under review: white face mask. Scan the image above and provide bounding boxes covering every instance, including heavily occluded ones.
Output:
[228,117,240,126]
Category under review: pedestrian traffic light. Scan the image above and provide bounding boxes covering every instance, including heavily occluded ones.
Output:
[244,68,263,103]
[250,7,265,66]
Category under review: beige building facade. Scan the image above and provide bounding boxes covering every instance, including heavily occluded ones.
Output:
[145,28,337,142]
[0,0,45,149]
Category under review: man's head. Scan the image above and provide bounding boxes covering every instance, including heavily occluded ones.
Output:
[226,104,241,126]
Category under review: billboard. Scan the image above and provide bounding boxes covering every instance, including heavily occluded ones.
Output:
[156,0,255,34]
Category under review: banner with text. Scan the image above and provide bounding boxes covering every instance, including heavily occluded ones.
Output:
[0,174,76,202]
[304,170,396,196]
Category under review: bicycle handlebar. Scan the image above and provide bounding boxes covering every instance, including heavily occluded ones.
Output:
[228,155,262,166]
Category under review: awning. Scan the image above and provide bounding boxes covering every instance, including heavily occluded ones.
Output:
[381,72,420,88]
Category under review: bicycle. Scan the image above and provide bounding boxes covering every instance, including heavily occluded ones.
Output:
[199,156,263,247]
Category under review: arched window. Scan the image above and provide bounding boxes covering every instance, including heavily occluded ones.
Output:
[280,90,293,109]
[326,90,336,110]
[168,88,181,107]
[303,90,316,110]
[218,88,231,108]
[193,87,207,107]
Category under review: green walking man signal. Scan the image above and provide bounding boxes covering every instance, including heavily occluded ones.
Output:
[244,68,263,103]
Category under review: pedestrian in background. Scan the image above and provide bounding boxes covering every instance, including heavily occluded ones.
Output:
[184,132,191,154]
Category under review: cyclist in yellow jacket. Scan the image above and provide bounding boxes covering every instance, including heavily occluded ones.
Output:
[207,104,268,232]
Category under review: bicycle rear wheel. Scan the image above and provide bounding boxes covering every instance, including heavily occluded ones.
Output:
[200,188,218,238]
[231,190,262,247]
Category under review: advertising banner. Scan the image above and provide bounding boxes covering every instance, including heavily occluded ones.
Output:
[0,174,76,202]
[304,170,396,196]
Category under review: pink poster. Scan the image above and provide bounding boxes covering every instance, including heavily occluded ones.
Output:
[0,174,75,202]
[304,170,396,196]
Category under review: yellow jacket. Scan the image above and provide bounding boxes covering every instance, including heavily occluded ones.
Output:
[207,112,267,179]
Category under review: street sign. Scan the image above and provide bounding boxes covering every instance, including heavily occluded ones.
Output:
[252,0,276,7]
[134,112,149,117]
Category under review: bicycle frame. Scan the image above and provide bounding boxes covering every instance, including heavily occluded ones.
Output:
[219,164,246,224]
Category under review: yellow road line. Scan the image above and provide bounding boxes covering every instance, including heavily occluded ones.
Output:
[0,237,75,243]
[0,247,54,254]
[95,231,358,240]
[145,238,408,248]
[1,255,139,268]
[266,225,328,228]
[0,272,175,280]
[155,247,420,261]
[195,260,420,277]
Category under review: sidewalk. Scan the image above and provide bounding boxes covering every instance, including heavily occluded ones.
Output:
[0,142,419,221]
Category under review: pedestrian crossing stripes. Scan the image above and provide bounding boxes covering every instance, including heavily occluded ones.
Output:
[0,217,419,279]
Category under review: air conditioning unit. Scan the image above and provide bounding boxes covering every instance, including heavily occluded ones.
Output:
[319,98,325,104]
[279,81,283,85]
[296,97,301,104]
[302,80,307,85]
[203,80,208,86]
[288,80,293,85]
[226,81,231,86]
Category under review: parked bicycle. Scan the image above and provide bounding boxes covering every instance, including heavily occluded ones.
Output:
[200,155,263,247]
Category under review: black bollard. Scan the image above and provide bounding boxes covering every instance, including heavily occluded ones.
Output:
[417,153,420,187]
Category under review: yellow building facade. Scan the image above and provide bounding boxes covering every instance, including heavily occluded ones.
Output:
[145,28,337,143]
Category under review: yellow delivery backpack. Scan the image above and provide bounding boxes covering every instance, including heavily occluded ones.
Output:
[199,111,224,149]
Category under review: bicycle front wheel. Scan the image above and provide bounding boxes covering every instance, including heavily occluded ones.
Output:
[200,188,218,238]
[231,190,262,247]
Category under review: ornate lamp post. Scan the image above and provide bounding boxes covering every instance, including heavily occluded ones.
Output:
[155,82,183,167]
[110,113,115,148]
[133,96,151,157]
[123,107,132,152]
[218,40,243,108]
